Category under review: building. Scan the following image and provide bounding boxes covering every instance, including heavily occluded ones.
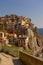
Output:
[0,32,9,44]
[7,33,17,45]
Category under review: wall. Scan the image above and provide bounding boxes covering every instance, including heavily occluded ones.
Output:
[19,51,43,65]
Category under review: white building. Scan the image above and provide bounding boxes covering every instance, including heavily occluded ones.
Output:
[0,32,9,44]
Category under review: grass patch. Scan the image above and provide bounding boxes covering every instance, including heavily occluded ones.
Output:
[23,48,32,55]
[0,43,19,57]
[0,58,1,63]
[0,43,31,57]
[2,44,19,57]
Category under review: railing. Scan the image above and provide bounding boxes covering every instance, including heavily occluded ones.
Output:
[19,51,43,65]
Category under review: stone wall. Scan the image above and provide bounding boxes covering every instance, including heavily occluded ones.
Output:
[19,51,43,65]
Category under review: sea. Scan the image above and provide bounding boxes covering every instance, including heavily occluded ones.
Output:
[38,28,43,36]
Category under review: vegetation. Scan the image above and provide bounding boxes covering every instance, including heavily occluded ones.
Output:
[2,44,19,57]
[0,43,32,57]
[0,14,42,58]
[23,48,32,55]
[0,43,2,52]
[0,43,19,57]
[0,58,1,63]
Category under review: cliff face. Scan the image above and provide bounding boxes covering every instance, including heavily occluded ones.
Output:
[0,14,43,57]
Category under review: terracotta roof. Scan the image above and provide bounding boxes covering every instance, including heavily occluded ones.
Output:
[7,33,17,36]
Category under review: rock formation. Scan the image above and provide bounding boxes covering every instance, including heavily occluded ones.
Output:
[0,14,43,58]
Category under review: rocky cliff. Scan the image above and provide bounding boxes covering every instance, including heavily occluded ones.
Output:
[0,14,43,58]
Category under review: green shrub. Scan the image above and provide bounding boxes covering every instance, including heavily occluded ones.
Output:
[9,49,18,57]
[23,48,32,55]
[0,43,3,52]
[0,58,1,63]
[2,45,10,54]
[2,44,19,57]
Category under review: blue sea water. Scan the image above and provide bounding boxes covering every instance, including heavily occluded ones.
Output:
[38,28,43,36]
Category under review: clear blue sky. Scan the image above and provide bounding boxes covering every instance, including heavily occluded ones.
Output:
[0,0,43,28]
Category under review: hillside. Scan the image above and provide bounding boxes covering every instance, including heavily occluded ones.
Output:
[0,14,43,57]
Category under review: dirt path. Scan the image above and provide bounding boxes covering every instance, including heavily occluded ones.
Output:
[0,53,24,65]
[0,53,14,65]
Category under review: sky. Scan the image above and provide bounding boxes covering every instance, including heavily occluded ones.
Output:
[0,0,43,28]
